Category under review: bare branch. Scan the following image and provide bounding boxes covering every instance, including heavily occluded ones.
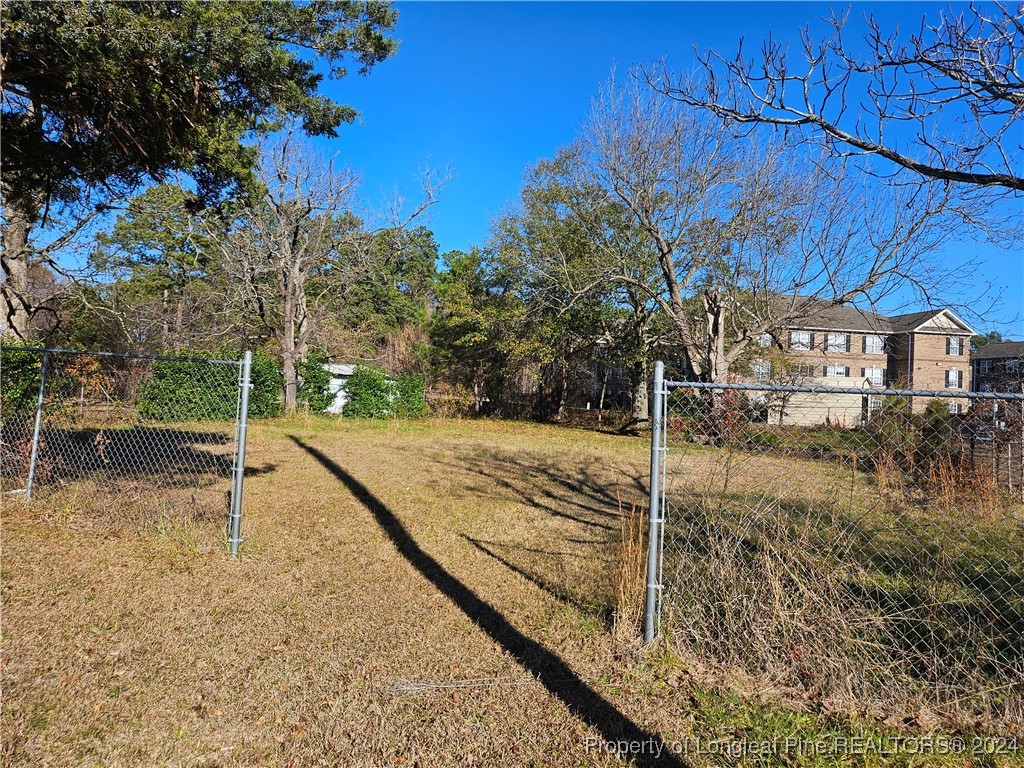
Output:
[652,4,1024,192]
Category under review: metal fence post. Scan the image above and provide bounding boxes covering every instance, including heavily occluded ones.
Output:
[644,360,666,643]
[229,350,252,557]
[25,351,50,502]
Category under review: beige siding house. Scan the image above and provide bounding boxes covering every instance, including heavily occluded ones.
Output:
[749,301,975,426]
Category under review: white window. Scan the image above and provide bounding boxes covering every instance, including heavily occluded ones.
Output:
[789,331,812,351]
[946,369,963,388]
[826,333,850,352]
[948,401,963,415]
[863,367,885,386]
[753,361,771,382]
[794,364,815,377]
[946,337,963,355]
[1007,358,1020,372]
[863,335,885,354]
[825,365,850,378]
[979,360,992,374]
[755,333,773,348]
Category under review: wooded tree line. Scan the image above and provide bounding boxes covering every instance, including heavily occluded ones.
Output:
[3,2,1019,419]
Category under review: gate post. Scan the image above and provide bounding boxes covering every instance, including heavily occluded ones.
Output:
[25,351,50,502]
[644,360,666,643]
[229,351,252,557]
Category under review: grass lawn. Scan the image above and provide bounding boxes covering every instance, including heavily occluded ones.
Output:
[2,418,1020,767]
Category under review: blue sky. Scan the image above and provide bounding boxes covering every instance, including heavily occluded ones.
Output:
[317,2,1022,332]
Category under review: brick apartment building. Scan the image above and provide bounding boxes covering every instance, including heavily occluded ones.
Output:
[751,301,975,426]
[972,340,1024,394]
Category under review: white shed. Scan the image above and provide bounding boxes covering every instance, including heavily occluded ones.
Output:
[323,363,357,414]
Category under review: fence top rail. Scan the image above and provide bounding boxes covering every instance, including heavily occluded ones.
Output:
[0,346,243,367]
[662,379,1024,401]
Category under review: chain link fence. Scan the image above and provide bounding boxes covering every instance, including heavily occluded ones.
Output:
[645,363,1024,729]
[0,347,252,555]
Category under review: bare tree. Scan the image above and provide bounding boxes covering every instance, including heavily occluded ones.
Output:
[651,4,1023,192]
[565,75,981,383]
[212,131,441,411]
[492,150,668,423]
[209,134,358,411]
[0,194,115,339]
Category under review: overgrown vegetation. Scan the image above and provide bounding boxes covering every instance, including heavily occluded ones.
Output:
[662,390,1024,733]
[342,365,426,418]
[137,350,282,421]
[136,357,239,422]
[0,341,43,414]
[612,494,646,642]
[296,349,334,413]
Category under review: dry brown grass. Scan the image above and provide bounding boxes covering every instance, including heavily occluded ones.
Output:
[1,418,674,767]
[4,418,1020,767]
[660,438,1024,732]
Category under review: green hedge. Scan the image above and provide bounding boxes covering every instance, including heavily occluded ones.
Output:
[297,349,334,413]
[246,350,284,419]
[0,344,45,416]
[343,365,426,418]
[137,349,282,422]
[395,373,427,417]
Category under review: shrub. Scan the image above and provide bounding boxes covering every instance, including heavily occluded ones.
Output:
[137,356,238,421]
[0,343,45,415]
[919,398,955,461]
[247,349,283,419]
[342,365,427,418]
[394,373,427,418]
[343,365,395,418]
[137,349,282,422]
[866,396,917,460]
[297,349,333,413]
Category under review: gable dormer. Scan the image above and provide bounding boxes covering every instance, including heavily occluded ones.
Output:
[902,309,976,337]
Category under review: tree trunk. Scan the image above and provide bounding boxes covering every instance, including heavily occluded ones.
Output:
[473,362,483,414]
[598,366,609,424]
[1,197,35,340]
[282,287,298,412]
[554,361,570,421]
[630,360,649,424]
[161,288,171,351]
[282,352,298,413]
[703,288,730,382]
[174,292,184,353]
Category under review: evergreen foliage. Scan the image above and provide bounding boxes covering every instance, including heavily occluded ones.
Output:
[297,350,335,413]
[136,350,281,421]
[342,365,426,418]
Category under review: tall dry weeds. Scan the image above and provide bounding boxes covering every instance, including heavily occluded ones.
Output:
[925,456,1004,517]
[612,492,646,641]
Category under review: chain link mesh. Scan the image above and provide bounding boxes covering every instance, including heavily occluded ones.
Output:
[1,348,243,528]
[656,378,1024,728]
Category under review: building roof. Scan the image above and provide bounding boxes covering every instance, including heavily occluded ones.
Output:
[324,363,357,376]
[972,341,1024,360]
[780,297,892,332]
[783,297,975,336]
[887,310,943,331]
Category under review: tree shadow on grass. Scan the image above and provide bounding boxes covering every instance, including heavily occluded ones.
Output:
[462,534,615,628]
[426,447,646,533]
[289,436,684,767]
[1,423,277,497]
